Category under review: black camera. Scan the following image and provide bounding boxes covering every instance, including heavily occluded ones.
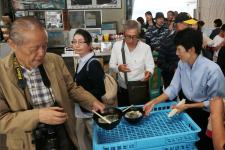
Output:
[32,123,59,150]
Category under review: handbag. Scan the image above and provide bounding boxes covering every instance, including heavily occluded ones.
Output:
[121,40,150,105]
[86,58,118,106]
[101,73,118,106]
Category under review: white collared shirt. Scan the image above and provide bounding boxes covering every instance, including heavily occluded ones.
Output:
[109,40,155,89]
[212,35,224,62]
[77,52,94,73]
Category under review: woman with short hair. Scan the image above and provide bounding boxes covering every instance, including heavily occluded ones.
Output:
[72,29,106,150]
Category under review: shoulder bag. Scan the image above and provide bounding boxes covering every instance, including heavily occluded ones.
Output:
[121,40,150,105]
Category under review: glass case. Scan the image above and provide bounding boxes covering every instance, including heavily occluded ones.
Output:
[68,10,102,29]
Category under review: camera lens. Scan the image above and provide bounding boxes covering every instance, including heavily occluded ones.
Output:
[46,127,58,150]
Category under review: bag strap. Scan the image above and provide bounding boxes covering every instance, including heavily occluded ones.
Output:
[86,58,100,72]
[86,58,107,83]
[121,40,128,85]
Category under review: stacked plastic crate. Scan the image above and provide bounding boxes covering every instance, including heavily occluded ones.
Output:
[93,102,201,150]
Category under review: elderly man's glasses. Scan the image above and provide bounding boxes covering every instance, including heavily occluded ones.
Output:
[124,35,138,40]
[71,40,87,45]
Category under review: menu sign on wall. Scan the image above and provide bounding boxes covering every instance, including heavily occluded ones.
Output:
[12,0,66,10]
[67,0,121,9]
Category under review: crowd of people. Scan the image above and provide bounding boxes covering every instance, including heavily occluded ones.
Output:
[0,10,224,150]
[137,10,225,150]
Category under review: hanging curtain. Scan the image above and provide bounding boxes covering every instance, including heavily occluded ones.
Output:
[198,0,225,27]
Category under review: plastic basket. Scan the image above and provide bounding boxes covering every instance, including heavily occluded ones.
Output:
[142,142,197,150]
[93,102,201,150]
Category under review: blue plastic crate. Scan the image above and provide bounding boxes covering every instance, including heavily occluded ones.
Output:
[93,102,201,150]
[142,142,197,150]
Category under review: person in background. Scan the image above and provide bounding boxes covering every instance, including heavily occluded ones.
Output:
[72,29,106,150]
[174,11,178,18]
[0,28,3,41]
[217,46,225,77]
[210,19,223,40]
[157,12,196,89]
[197,20,213,48]
[145,12,169,51]
[197,20,205,31]
[144,28,225,150]
[0,16,105,150]
[215,26,225,77]
[166,10,175,31]
[145,11,154,29]
[136,16,146,39]
[212,24,225,62]
[109,20,155,106]
[210,97,225,150]
[0,13,13,42]
[12,0,24,10]
[194,20,214,60]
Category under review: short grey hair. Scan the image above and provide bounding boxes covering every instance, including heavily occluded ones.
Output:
[123,20,140,34]
[9,16,45,45]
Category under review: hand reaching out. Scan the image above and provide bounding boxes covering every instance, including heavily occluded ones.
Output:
[143,100,156,116]
[92,100,105,113]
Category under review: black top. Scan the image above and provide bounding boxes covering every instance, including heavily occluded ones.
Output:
[145,24,170,51]
[158,31,179,73]
[0,30,3,41]
[210,28,220,39]
[74,56,106,101]
[139,24,146,39]
[217,46,225,77]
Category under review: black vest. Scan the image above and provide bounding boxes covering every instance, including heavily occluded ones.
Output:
[74,57,105,101]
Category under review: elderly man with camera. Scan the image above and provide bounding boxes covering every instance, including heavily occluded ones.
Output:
[0,16,105,150]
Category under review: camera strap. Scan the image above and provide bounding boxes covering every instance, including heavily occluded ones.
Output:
[13,54,26,90]
[13,54,51,89]
[121,40,128,85]
[38,64,51,88]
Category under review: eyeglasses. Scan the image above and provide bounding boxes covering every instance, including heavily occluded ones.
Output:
[71,40,87,45]
[124,35,138,40]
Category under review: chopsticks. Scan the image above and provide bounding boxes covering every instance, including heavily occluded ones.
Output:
[122,105,134,112]
[92,110,112,124]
